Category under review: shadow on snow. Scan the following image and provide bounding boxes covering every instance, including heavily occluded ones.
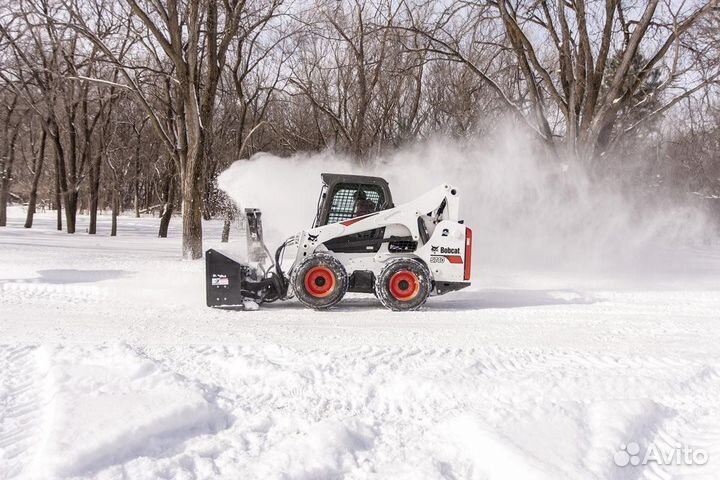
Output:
[260,288,599,312]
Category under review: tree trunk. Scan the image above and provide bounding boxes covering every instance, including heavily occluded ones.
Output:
[134,137,141,218]
[0,129,19,227]
[145,181,152,217]
[221,218,231,242]
[180,89,205,259]
[24,130,47,229]
[65,190,78,234]
[111,190,118,236]
[0,176,9,227]
[54,152,62,231]
[181,169,203,258]
[88,151,102,234]
[0,173,8,227]
[49,129,73,233]
[158,167,176,238]
[64,109,78,234]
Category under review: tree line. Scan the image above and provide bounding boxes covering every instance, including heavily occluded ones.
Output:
[0,0,718,258]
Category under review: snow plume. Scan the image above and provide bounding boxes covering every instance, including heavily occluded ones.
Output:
[218,128,715,277]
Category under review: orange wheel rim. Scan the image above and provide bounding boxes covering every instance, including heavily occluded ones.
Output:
[389,271,420,301]
[304,266,336,298]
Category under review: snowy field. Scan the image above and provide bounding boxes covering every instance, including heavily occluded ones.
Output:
[2,205,720,480]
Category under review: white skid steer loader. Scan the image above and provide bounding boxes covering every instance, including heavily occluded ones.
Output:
[206,173,472,311]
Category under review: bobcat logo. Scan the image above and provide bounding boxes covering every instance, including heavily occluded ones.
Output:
[431,245,439,253]
[308,233,319,242]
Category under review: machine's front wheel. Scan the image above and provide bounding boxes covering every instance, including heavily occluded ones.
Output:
[375,258,431,311]
[291,253,348,309]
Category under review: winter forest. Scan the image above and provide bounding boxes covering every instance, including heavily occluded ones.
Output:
[0,0,718,259]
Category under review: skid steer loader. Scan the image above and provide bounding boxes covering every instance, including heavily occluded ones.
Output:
[206,173,472,311]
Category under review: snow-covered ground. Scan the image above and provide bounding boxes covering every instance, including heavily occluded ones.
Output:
[2,205,720,480]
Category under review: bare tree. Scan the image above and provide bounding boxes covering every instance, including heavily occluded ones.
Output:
[63,0,286,257]
[0,94,21,227]
[401,0,720,160]
[23,119,47,228]
[288,0,401,158]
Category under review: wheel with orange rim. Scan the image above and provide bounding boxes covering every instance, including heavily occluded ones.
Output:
[388,271,420,301]
[291,253,348,309]
[375,258,431,311]
[304,266,336,298]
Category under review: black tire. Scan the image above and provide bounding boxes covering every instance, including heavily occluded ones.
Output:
[291,253,348,309]
[375,258,431,311]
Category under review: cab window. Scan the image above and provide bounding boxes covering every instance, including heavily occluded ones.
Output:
[327,184,385,224]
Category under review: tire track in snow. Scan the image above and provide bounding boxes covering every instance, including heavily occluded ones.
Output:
[67,344,720,479]
[0,345,49,480]
[632,363,720,480]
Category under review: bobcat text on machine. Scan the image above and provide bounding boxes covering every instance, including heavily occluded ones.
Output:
[206,173,472,311]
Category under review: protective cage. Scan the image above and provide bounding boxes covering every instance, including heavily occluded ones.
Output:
[315,173,394,227]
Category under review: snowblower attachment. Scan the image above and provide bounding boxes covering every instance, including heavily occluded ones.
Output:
[205,209,287,308]
[205,249,258,307]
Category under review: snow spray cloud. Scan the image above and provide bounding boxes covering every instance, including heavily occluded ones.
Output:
[218,127,714,277]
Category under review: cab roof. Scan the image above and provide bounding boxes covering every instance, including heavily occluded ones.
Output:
[321,173,391,190]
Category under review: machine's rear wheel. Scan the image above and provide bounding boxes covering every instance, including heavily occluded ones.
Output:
[291,253,348,309]
[375,258,431,311]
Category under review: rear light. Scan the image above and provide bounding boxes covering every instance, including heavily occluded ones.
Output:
[464,227,472,280]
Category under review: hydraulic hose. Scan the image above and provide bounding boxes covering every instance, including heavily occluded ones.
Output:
[273,240,290,297]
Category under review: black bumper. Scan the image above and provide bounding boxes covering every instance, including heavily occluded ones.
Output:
[434,281,471,296]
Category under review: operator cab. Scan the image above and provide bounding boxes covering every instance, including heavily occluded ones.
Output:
[313,173,394,227]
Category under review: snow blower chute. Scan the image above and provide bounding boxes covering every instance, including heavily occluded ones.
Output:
[206,173,472,311]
